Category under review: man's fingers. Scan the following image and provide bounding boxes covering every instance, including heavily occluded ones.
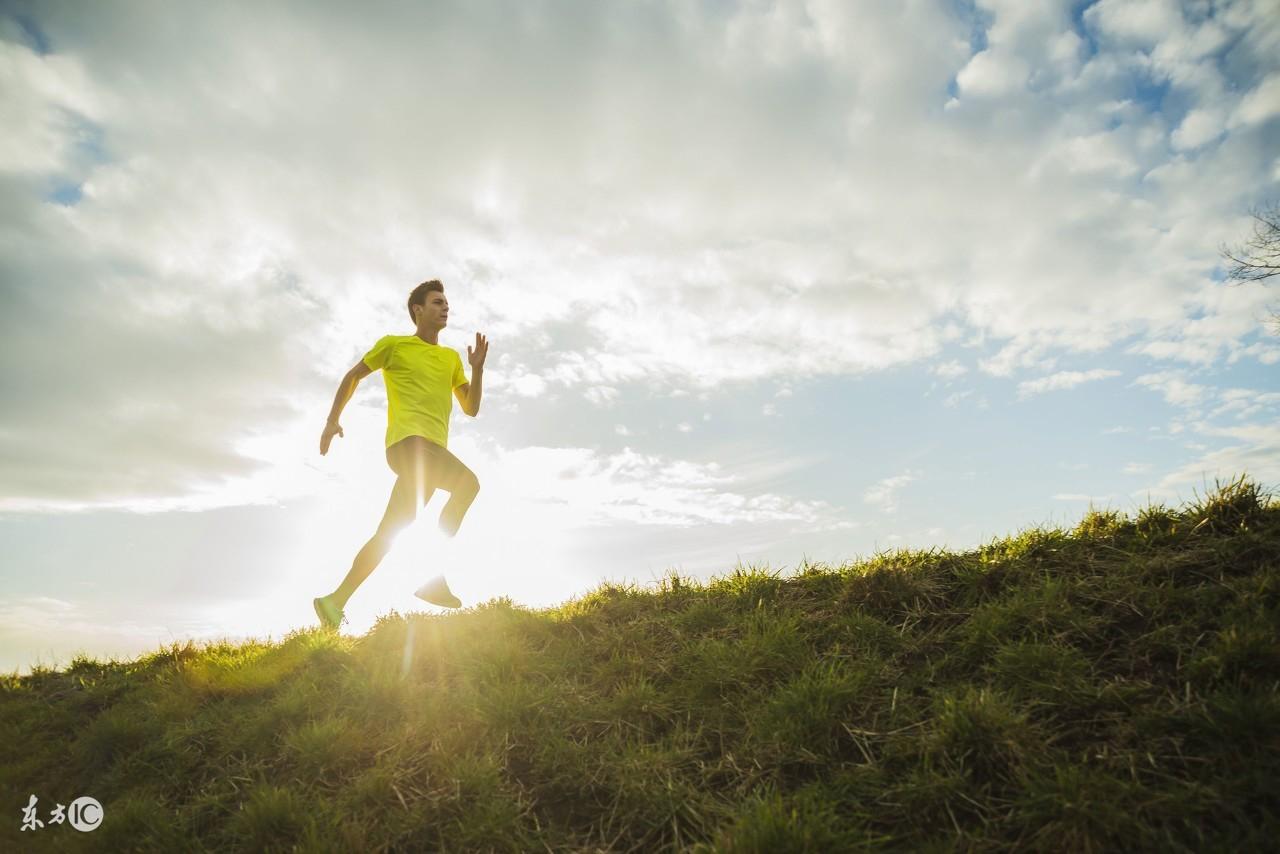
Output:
[319,424,343,456]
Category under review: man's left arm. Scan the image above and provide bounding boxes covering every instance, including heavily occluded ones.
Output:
[457,369,483,416]
[456,332,488,416]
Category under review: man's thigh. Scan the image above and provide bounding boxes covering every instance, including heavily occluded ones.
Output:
[387,436,475,495]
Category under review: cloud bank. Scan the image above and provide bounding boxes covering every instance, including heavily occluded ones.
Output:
[1,0,1277,509]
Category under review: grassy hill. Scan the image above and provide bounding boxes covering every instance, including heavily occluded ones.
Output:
[2,475,1277,852]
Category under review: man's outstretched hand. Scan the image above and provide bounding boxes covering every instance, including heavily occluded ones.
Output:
[467,332,488,371]
[320,421,344,455]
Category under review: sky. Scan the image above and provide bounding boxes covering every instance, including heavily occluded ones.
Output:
[1,0,1278,675]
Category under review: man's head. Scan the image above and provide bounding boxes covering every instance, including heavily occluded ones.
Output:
[408,280,448,329]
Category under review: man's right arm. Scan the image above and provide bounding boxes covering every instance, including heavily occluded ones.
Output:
[328,361,372,424]
[320,360,373,455]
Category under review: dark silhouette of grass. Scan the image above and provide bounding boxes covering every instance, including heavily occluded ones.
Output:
[2,475,1277,852]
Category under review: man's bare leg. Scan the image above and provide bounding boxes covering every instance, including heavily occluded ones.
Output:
[437,466,480,538]
[319,443,479,624]
[329,475,428,611]
[414,464,479,608]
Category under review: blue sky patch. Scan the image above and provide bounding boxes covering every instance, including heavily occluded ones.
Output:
[45,181,83,206]
[1070,0,1102,59]
[8,12,51,54]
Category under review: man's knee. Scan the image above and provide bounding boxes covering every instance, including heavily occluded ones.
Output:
[457,468,480,498]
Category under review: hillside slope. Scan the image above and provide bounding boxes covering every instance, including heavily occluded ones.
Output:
[2,476,1278,852]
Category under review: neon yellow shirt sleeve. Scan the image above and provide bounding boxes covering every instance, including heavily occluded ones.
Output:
[452,349,468,388]
[362,335,395,372]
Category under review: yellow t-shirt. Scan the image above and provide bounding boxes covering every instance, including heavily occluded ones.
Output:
[361,335,469,449]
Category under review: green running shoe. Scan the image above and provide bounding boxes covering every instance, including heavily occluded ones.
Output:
[313,596,345,630]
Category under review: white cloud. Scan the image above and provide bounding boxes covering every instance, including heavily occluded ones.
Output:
[1030,130,1140,178]
[1131,371,1210,407]
[1228,341,1280,366]
[933,360,968,379]
[1196,422,1280,443]
[1140,422,1280,501]
[1084,0,1184,47]
[863,471,917,514]
[483,440,841,529]
[1171,107,1225,150]
[1208,388,1280,420]
[1,0,1277,511]
[0,37,105,173]
[1017,368,1121,397]
[978,340,1059,378]
[508,372,549,398]
[583,385,619,406]
[956,49,1029,97]
[1132,338,1228,365]
[1128,280,1279,366]
[1229,73,1280,128]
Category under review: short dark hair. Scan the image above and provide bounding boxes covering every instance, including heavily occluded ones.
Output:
[408,280,444,323]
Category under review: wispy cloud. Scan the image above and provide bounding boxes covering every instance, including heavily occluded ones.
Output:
[1131,371,1211,408]
[1126,277,1277,366]
[1208,388,1280,420]
[863,471,917,515]
[475,440,842,530]
[932,360,968,379]
[1138,423,1280,502]
[1017,368,1121,398]
[584,386,620,406]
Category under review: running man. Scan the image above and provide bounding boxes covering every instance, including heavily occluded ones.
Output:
[313,279,488,630]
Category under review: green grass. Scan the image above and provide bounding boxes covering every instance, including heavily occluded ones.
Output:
[2,474,1277,852]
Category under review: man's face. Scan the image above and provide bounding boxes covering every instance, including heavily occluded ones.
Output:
[418,292,449,327]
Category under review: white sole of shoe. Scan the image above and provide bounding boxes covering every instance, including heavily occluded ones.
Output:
[413,581,462,608]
